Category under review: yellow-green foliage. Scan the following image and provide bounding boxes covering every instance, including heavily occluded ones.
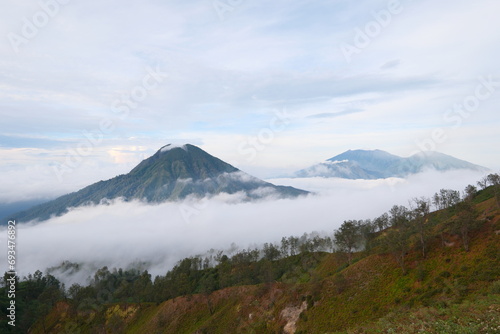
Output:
[105,304,138,320]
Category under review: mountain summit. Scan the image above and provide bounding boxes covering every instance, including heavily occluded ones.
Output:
[12,144,308,223]
[294,149,489,179]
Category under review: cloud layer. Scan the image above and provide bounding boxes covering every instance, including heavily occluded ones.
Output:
[0,169,486,286]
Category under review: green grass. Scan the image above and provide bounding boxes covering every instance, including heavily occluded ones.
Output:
[351,293,500,334]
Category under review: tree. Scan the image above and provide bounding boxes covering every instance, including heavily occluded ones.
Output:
[383,223,412,275]
[325,236,335,253]
[299,239,313,254]
[451,201,479,251]
[477,175,489,190]
[463,184,477,201]
[445,189,461,208]
[280,237,290,257]
[37,283,64,332]
[262,243,281,261]
[334,220,362,265]
[289,236,299,256]
[487,173,500,186]
[432,192,442,210]
[389,205,409,227]
[410,197,430,258]
[131,271,153,302]
[374,213,389,231]
[486,173,500,208]
[358,219,377,251]
[433,189,461,209]
[199,270,218,315]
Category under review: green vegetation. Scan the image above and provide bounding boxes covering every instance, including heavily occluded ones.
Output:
[0,271,63,333]
[1,175,500,333]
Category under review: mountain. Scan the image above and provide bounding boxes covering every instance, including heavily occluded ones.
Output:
[294,149,489,179]
[10,144,308,223]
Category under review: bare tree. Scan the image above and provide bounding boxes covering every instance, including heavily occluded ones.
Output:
[487,173,500,186]
[432,192,442,210]
[477,175,489,190]
[463,184,477,201]
[410,197,431,258]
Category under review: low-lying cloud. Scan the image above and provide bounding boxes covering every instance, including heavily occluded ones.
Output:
[0,169,488,286]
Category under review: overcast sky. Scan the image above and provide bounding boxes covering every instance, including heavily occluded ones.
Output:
[1,0,500,202]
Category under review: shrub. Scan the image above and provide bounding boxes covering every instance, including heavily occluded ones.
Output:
[416,268,427,282]
[490,280,500,294]
[439,271,451,278]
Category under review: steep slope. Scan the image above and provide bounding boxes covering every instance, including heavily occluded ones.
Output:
[24,189,500,334]
[10,144,308,223]
[295,149,489,179]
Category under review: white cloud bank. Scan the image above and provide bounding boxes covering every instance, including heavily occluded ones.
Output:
[0,169,488,286]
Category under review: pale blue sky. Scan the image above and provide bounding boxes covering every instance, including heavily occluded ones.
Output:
[1,0,499,201]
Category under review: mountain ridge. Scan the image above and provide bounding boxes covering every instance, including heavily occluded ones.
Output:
[7,144,308,224]
[295,149,489,179]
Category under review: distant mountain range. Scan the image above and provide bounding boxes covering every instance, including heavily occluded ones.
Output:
[10,144,308,224]
[294,149,489,179]
[7,147,489,224]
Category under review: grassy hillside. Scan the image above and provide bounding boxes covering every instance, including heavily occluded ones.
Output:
[3,185,500,333]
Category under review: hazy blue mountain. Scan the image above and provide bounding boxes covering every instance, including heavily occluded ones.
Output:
[0,199,48,221]
[294,149,489,179]
[9,144,308,224]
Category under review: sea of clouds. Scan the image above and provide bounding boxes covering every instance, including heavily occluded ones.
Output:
[0,169,488,286]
